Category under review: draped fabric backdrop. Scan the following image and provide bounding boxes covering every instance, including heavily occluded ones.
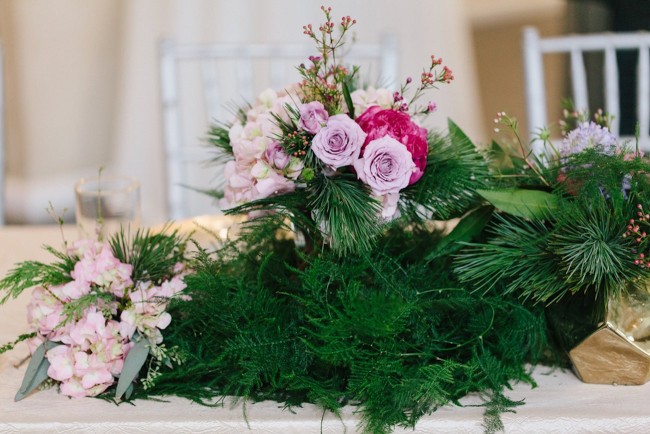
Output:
[0,0,484,224]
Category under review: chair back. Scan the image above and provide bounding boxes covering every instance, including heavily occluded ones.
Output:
[523,26,650,155]
[159,36,399,220]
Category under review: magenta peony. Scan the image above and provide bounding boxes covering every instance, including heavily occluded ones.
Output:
[356,106,428,184]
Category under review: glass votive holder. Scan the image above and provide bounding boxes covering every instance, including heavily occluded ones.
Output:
[75,175,141,239]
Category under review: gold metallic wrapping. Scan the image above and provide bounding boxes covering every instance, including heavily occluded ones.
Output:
[550,287,650,385]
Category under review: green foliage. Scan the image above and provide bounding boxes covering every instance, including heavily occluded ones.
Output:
[109,227,188,285]
[477,188,558,220]
[206,123,233,158]
[426,205,494,261]
[481,391,523,434]
[225,173,384,257]
[138,221,549,433]
[308,173,383,255]
[0,332,36,355]
[0,248,75,304]
[555,149,650,207]
[60,291,116,326]
[400,120,488,221]
[342,80,355,119]
[458,147,650,312]
[15,340,61,401]
[224,191,319,246]
[456,197,643,306]
[116,334,150,400]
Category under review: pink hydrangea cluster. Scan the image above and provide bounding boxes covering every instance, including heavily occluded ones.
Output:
[220,87,306,209]
[25,239,187,398]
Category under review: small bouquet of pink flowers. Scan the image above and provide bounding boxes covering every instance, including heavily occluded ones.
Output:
[209,6,483,255]
[0,228,189,400]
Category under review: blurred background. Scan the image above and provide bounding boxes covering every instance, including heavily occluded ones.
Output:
[0,0,641,225]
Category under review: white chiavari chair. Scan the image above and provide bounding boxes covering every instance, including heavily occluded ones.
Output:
[159,35,398,220]
[523,26,650,156]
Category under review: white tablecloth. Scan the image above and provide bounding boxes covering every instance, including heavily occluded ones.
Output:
[1,225,649,433]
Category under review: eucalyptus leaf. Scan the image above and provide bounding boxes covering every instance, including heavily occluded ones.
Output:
[125,382,135,400]
[477,188,558,219]
[15,340,61,401]
[426,205,494,261]
[116,334,150,400]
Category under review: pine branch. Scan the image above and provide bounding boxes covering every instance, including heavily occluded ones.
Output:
[109,227,188,285]
[400,120,488,221]
[206,123,233,158]
[456,197,643,307]
[0,259,72,304]
[308,173,383,256]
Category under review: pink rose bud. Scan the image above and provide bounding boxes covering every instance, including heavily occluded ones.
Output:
[265,141,291,169]
[298,101,329,134]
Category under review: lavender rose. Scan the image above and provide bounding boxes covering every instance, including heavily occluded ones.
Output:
[312,114,367,168]
[298,101,329,134]
[353,136,416,195]
[356,106,428,185]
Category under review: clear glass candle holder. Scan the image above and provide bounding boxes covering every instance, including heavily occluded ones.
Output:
[75,175,141,239]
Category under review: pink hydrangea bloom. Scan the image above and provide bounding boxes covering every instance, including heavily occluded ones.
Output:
[27,287,65,336]
[70,242,133,298]
[221,87,305,209]
[26,236,187,399]
[47,345,75,381]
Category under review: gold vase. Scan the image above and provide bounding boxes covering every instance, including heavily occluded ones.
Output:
[548,286,650,385]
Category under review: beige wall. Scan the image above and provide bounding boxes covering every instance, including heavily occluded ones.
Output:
[1,1,121,179]
[467,0,568,143]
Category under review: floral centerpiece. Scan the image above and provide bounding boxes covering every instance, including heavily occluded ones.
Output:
[207,6,478,256]
[0,228,190,400]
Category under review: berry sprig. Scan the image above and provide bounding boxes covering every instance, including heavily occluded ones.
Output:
[492,111,550,186]
[392,54,454,115]
[624,204,650,267]
[298,6,359,113]
[558,100,613,136]
[280,130,312,159]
